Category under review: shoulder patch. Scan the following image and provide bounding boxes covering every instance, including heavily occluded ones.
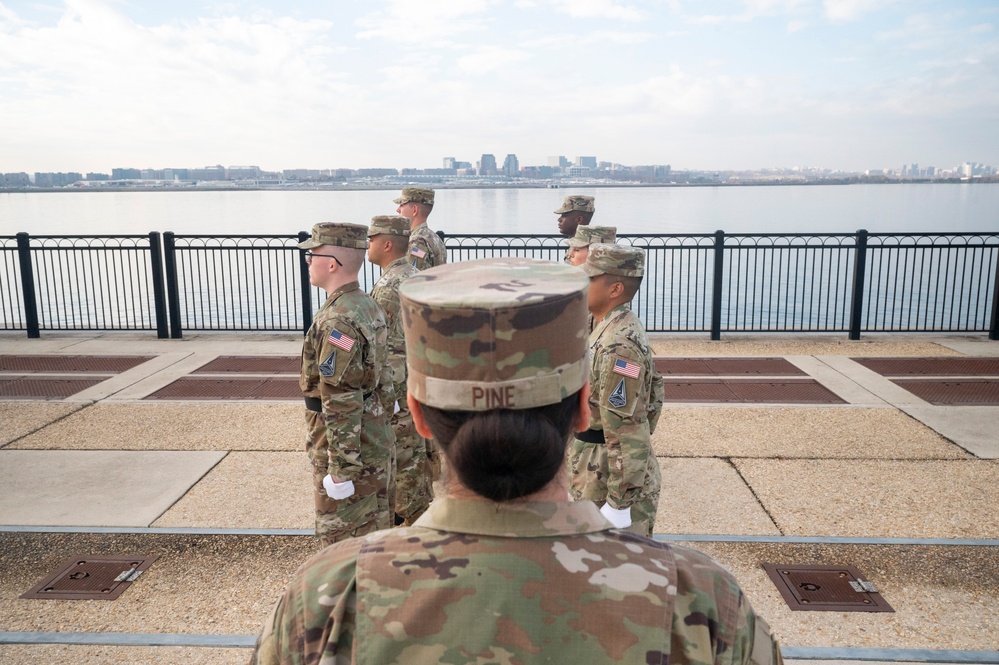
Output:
[319,350,336,376]
[410,246,427,259]
[613,358,641,378]
[608,378,627,408]
[327,329,355,351]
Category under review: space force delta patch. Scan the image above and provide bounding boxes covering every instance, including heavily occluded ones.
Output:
[608,379,628,408]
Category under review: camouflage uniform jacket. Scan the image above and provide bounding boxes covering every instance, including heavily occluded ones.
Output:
[370,256,418,401]
[587,303,665,509]
[251,497,782,665]
[300,281,390,478]
[408,223,447,270]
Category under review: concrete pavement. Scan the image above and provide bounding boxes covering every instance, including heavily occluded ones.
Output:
[1,331,997,664]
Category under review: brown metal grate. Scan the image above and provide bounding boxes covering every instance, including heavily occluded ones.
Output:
[0,377,106,399]
[654,357,804,376]
[145,377,300,400]
[891,379,999,405]
[762,563,894,612]
[194,356,300,374]
[21,554,159,601]
[0,355,152,373]
[853,357,999,376]
[663,379,844,403]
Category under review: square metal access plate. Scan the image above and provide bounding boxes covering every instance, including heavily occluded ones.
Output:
[762,563,894,612]
[21,554,159,601]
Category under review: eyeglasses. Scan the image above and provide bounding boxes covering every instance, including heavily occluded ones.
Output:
[304,251,343,267]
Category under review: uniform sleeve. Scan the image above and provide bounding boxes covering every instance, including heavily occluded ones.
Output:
[597,346,654,509]
[408,236,434,271]
[316,319,366,479]
[671,547,783,665]
[648,368,665,435]
[250,545,362,665]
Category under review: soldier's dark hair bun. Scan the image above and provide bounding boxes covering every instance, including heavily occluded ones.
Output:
[420,391,581,502]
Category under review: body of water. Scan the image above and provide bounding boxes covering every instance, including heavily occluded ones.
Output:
[2,183,997,237]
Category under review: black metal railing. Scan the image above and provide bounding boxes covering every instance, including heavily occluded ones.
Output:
[3,230,997,340]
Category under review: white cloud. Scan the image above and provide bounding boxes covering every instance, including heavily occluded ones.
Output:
[456,46,531,74]
[823,0,895,22]
[549,0,649,22]
[355,0,493,43]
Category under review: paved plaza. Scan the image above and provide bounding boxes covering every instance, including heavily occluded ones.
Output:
[1,331,997,664]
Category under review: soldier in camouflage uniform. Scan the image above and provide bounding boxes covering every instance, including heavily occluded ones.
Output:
[394,187,447,270]
[554,194,595,262]
[252,258,782,665]
[298,222,396,546]
[569,243,666,537]
[566,224,617,266]
[367,215,431,525]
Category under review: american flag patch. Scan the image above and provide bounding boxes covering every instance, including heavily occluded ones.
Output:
[327,329,355,351]
[410,246,427,259]
[613,358,640,378]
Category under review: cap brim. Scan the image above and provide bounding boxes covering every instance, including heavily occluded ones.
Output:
[566,239,588,248]
[393,197,409,204]
[553,207,571,214]
[297,238,322,249]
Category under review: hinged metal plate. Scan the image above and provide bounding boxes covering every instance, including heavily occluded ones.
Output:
[194,356,299,374]
[0,355,152,373]
[144,377,299,400]
[762,563,894,612]
[21,554,159,601]
[654,357,805,376]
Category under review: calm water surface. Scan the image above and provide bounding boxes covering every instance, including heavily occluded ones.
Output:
[2,183,997,236]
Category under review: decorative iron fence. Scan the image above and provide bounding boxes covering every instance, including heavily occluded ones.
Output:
[3,231,997,340]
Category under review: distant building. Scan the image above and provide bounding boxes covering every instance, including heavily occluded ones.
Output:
[1,172,30,187]
[575,156,597,168]
[112,168,142,180]
[548,156,570,167]
[502,154,519,177]
[34,172,81,187]
[478,154,497,176]
[443,157,456,169]
[85,172,110,181]
[227,165,262,180]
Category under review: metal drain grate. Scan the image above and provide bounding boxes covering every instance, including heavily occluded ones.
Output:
[663,379,844,403]
[194,356,300,374]
[762,563,893,612]
[21,554,159,601]
[0,377,106,399]
[0,355,152,373]
[854,357,999,376]
[891,379,999,405]
[655,357,805,376]
[145,377,300,400]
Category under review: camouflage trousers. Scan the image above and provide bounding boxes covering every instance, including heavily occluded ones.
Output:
[567,438,661,538]
[305,409,395,547]
[392,394,432,525]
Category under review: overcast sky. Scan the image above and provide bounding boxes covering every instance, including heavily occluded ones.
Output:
[1,0,996,174]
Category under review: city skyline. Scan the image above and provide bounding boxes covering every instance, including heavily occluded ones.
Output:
[2,1,997,174]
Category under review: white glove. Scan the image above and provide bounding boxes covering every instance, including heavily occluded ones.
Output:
[600,503,633,529]
[323,474,355,500]
[394,400,401,414]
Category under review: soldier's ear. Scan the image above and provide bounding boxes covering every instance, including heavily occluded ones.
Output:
[408,393,434,439]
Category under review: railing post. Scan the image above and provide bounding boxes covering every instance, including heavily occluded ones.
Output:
[848,229,869,340]
[989,245,999,340]
[148,232,169,339]
[298,231,313,334]
[163,232,183,339]
[710,230,725,340]
[15,232,40,338]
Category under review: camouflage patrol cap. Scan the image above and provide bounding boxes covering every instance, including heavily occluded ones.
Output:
[368,215,411,238]
[297,222,369,250]
[582,243,645,278]
[393,187,436,206]
[566,225,617,248]
[553,195,595,214]
[399,258,589,411]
